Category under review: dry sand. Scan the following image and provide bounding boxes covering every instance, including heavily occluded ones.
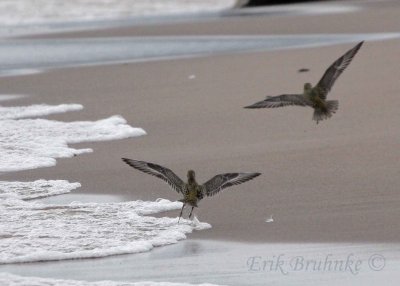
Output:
[1,0,400,244]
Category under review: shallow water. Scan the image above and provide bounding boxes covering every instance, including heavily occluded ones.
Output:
[1,33,399,75]
[0,273,221,286]
[1,240,399,285]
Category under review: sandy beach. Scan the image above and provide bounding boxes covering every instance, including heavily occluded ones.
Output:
[1,0,400,285]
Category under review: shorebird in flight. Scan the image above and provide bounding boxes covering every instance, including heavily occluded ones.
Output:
[244,41,364,123]
[122,158,261,222]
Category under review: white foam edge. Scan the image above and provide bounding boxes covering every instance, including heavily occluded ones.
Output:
[0,114,146,172]
[0,103,83,120]
[0,272,222,286]
[0,197,210,264]
[0,179,81,200]
[0,94,27,102]
[0,69,44,77]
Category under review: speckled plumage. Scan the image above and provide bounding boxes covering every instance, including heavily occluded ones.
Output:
[244,41,364,124]
[122,158,261,221]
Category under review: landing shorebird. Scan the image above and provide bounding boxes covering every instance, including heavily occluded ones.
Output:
[122,158,261,222]
[244,41,364,123]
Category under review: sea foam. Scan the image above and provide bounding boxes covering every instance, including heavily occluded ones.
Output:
[0,194,210,264]
[0,273,221,286]
[0,0,236,26]
[0,179,81,200]
[0,102,146,172]
[0,103,83,119]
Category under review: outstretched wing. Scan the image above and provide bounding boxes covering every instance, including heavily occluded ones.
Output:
[244,94,311,109]
[316,41,363,100]
[122,158,185,194]
[201,172,261,197]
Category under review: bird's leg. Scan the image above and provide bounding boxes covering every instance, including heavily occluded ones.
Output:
[178,203,185,223]
[188,207,194,219]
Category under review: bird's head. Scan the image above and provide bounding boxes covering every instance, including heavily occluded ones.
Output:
[187,170,196,181]
[304,82,312,92]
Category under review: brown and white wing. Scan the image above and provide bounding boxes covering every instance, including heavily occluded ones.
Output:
[244,94,311,109]
[316,41,363,99]
[122,158,185,194]
[201,172,261,197]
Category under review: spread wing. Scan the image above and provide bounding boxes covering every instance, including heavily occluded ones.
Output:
[316,41,363,100]
[244,94,311,109]
[201,172,261,197]
[122,158,185,194]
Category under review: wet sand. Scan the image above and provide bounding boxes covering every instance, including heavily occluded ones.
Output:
[1,0,400,246]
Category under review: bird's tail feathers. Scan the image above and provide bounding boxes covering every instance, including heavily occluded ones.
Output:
[178,199,198,207]
[313,100,338,124]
